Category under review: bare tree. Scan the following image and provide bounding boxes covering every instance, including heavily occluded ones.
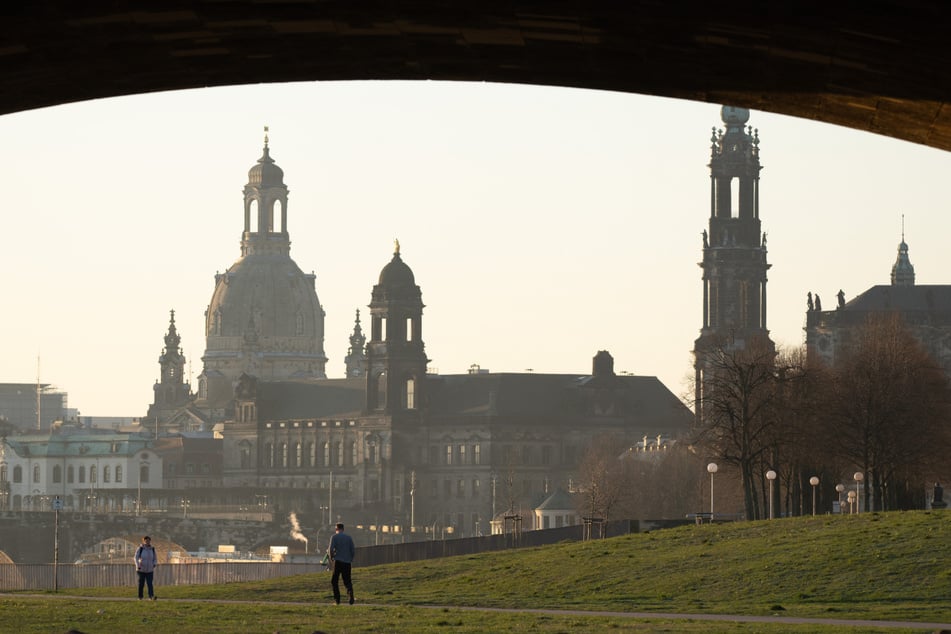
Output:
[575,434,632,530]
[693,335,808,519]
[818,314,951,510]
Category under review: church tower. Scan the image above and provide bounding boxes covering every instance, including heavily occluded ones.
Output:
[198,129,328,416]
[693,106,774,422]
[365,241,428,415]
[344,309,368,378]
[891,219,915,286]
[145,309,192,430]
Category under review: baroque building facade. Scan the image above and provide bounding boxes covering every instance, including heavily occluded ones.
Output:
[213,246,694,536]
[805,232,951,374]
[693,106,775,424]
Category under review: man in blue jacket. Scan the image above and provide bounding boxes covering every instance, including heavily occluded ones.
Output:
[327,523,356,605]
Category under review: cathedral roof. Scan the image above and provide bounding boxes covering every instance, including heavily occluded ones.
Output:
[841,285,951,314]
[254,378,366,420]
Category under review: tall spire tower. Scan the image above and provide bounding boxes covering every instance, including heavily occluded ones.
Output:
[693,106,774,421]
[891,215,915,286]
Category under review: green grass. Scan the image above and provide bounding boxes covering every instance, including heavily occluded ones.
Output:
[6,511,951,632]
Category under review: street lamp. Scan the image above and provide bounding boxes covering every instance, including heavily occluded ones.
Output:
[835,484,845,513]
[853,471,864,513]
[809,476,820,516]
[707,463,718,518]
[181,497,190,519]
[847,490,857,514]
[766,470,777,519]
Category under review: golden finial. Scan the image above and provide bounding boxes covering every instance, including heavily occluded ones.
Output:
[394,238,400,255]
[264,125,269,148]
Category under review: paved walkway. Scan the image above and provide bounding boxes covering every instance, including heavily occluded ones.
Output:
[5,593,951,631]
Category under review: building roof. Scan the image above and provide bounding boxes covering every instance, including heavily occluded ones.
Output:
[256,378,366,420]
[842,285,951,314]
[3,431,152,459]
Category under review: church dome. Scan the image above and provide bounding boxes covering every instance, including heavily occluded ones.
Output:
[378,240,416,290]
[247,145,284,188]
[200,135,327,396]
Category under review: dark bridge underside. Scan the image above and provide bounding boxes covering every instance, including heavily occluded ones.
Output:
[5,2,951,151]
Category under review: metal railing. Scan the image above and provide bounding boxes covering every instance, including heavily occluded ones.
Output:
[0,562,323,591]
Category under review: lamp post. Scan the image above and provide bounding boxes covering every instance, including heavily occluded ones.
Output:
[181,497,190,519]
[706,463,718,518]
[835,484,845,513]
[853,471,864,513]
[766,470,777,519]
[809,476,820,516]
[847,490,856,514]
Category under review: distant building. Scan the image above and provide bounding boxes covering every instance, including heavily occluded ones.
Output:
[0,383,67,432]
[0,423,161,512]
[805,233,951,373]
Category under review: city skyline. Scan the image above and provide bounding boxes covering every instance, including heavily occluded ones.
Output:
[2,81,950,417]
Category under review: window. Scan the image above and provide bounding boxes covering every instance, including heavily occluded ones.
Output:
[201,463,211,474]
[368,443,377,465]
[322,441,330,467]
[443,479,451,498]
[405,378,416,409]
[53,465,62,483]
[240,441,252,469]
[78,465,85,483]
[542,445,552,466]
[445,445,452,465]
[67,465,74,483]
[115,465,122,483]
[307,442,315,467]
[472,478,480,498]
[429,446,438,464]
[1,465,8,482]
[13,465,22,483]
[280,442,288,468]
[103,466,111,483]
[405,317,412,341]
[474,444,481,465]
[89,465,97,483]
[522,446,532,465]
[430,479,437,497]
[348,441,356,466]
[457,479,465,497]
[33,464,40,483]
[264,443,274,468]
[459,444,467,465]
[376,372,387,409]
[334,441,342,467]
[185,463,195,475]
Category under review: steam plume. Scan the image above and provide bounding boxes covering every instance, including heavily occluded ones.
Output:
[289,512,309,553]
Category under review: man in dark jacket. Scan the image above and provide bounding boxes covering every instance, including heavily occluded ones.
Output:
[327,523,355,605]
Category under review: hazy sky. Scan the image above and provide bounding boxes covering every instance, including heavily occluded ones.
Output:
[2,81,950,417]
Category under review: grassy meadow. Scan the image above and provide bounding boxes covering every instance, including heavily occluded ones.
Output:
[5,510,951,633]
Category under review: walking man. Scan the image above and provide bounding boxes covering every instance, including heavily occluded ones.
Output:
[134,535,158,600]
[327,522,355,605]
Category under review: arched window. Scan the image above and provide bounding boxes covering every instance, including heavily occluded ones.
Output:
[53,465,62,483]
[0,465,7,482]
[294,442,302,468]
[103,466,111,483]
[322,441,330,467]
[140,464,150,484]
[115,465,122,483]
[307,442,315,467]
[405,377,416,410]
[89,465,97,483]
[348,441,356,466]
[333,441,342,467]
[33,464,40,483]
[376,371,386,409]
[78,465,85,483]
[280,442,288,468]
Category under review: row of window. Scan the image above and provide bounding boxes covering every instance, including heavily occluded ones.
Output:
[0,464,150,485]
[430,444,558,466]
[429,477,550,499]
[259,440,381,469]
